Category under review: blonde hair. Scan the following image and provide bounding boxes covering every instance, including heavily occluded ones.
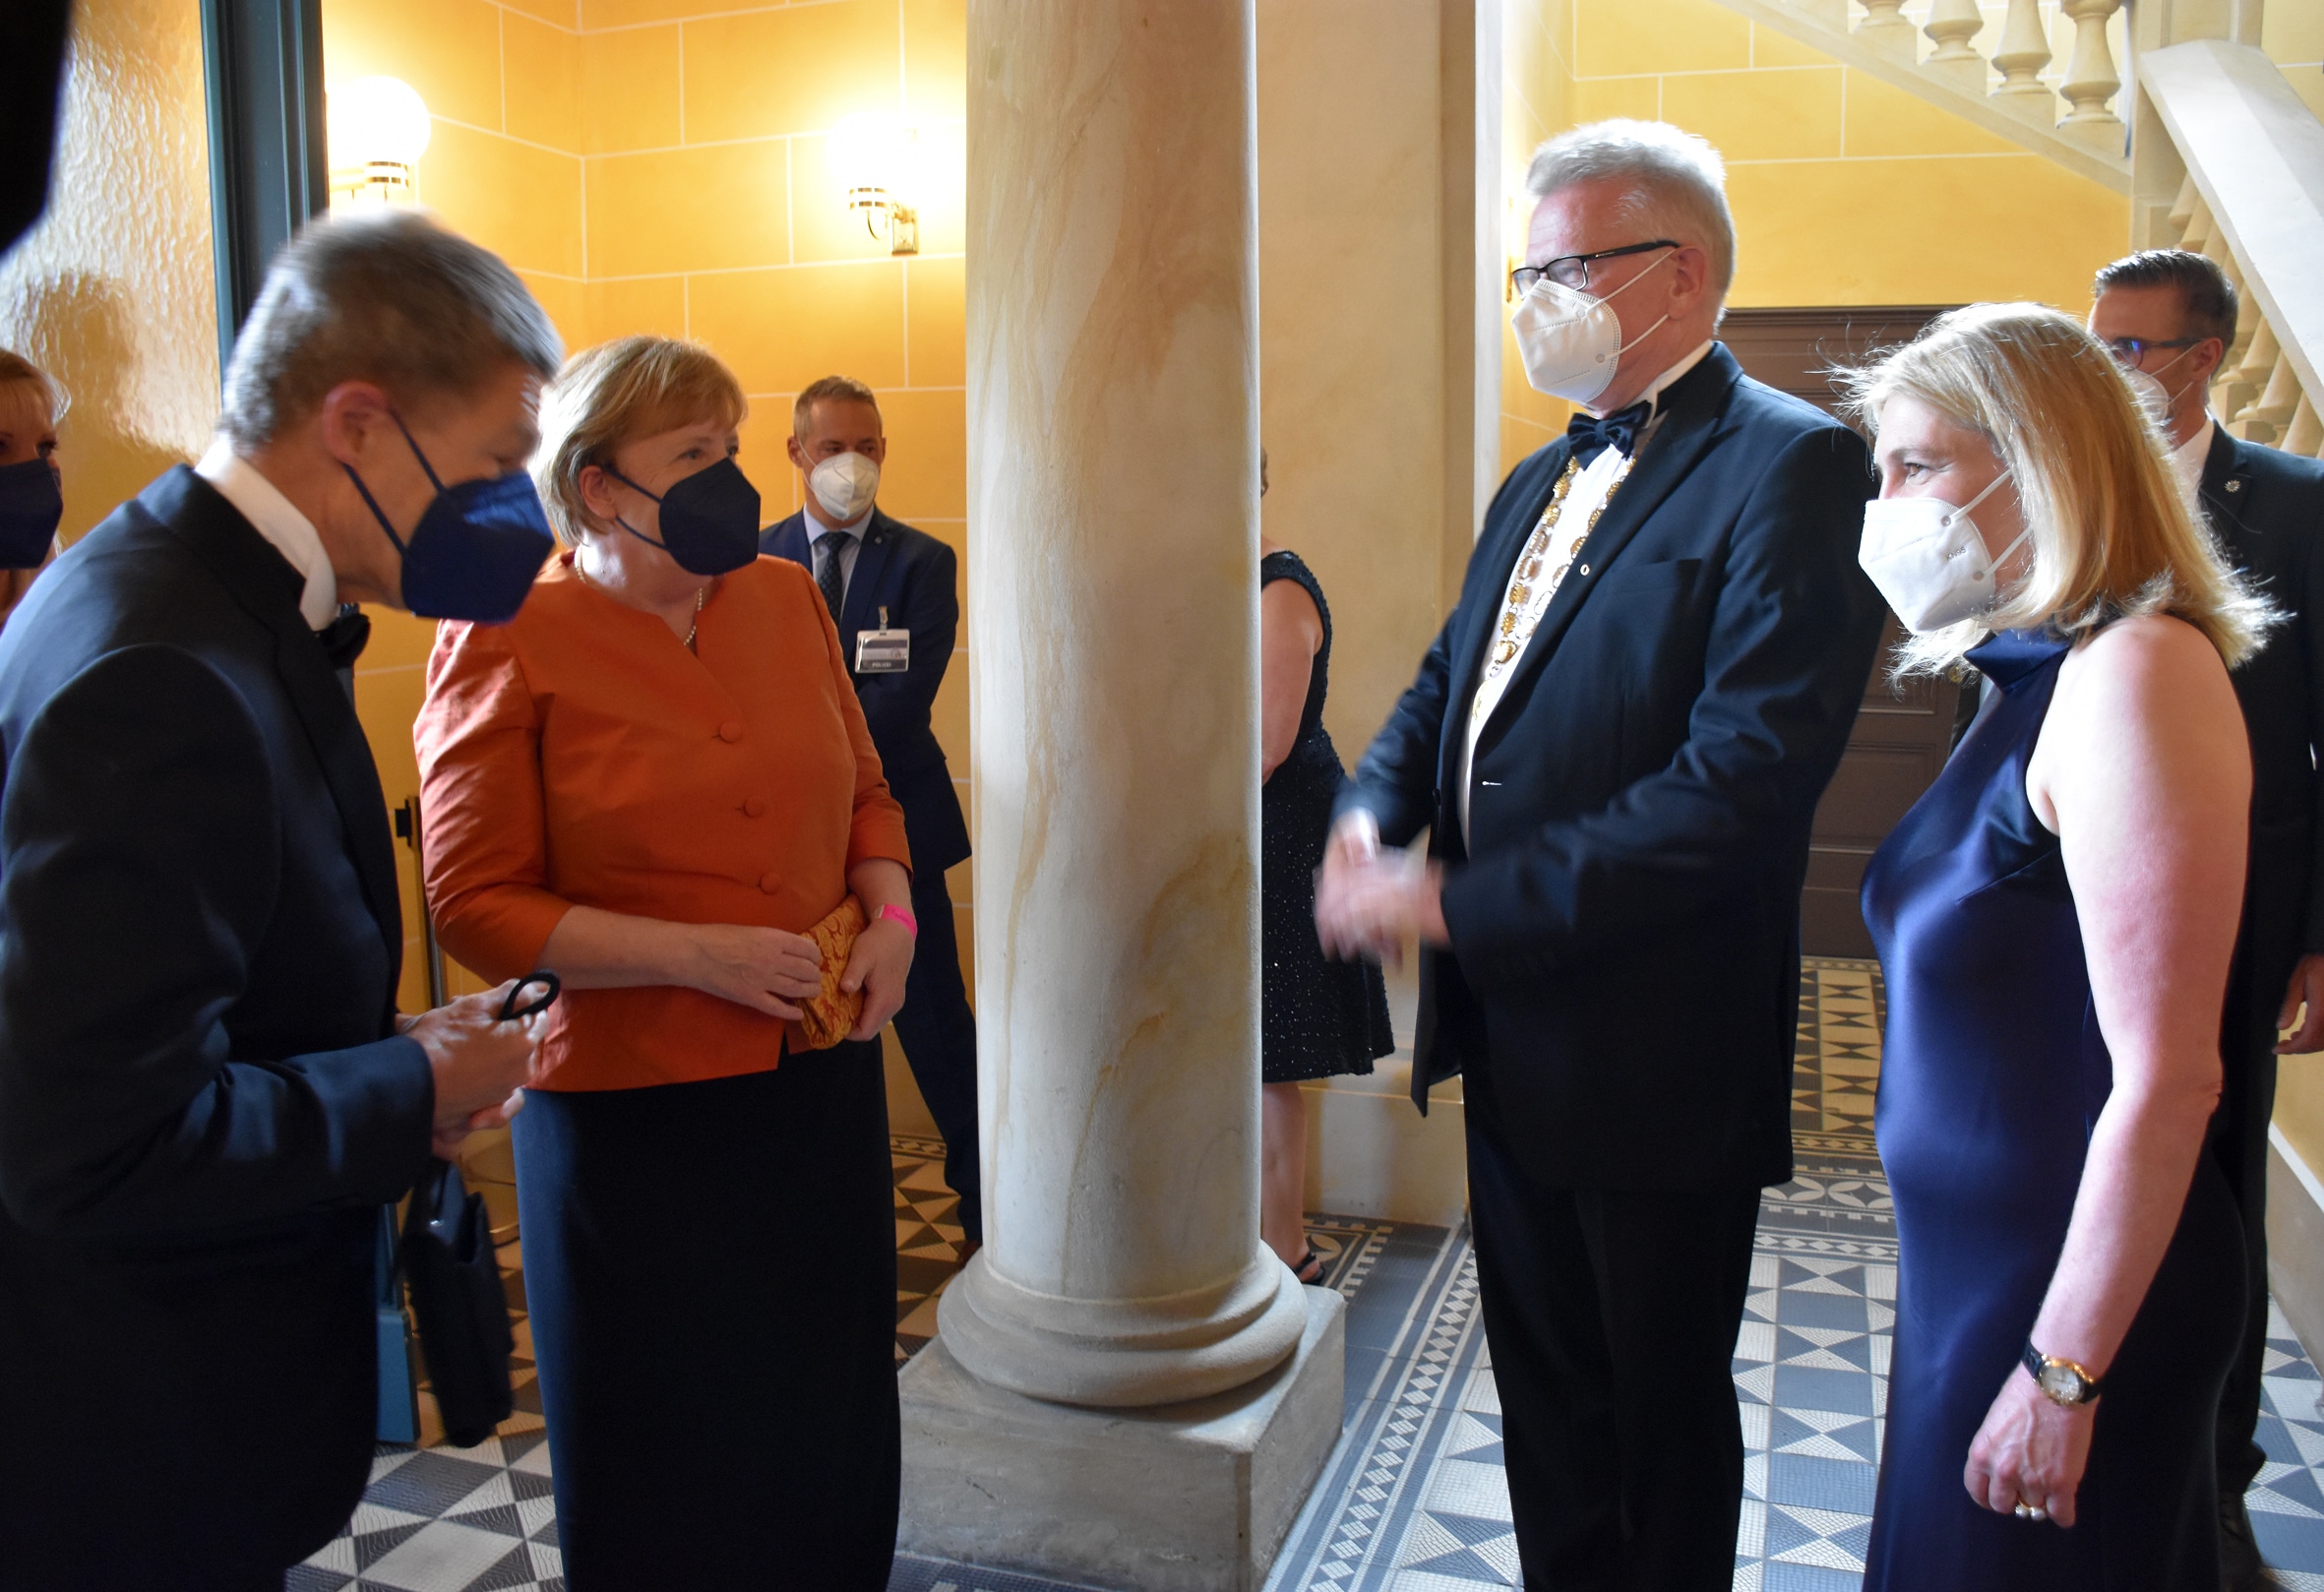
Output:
[533,337,747,547]
[0,349,67,424]
[1840,302,2272,676]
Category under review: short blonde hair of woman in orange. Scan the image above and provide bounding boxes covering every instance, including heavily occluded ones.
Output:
[532,336,746,547]
[1842,301,2271,676]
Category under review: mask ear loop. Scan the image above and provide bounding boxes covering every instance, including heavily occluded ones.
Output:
[1587,247,1680,382]
[341,412,447,557]
[1948,468,2034,597]
[597,463,676,553]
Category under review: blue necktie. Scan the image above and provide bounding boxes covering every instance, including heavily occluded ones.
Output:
[1565,400,1652,466]
[816,531,853,617]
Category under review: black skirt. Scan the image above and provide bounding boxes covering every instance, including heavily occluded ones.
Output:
[511,1041,898,1589]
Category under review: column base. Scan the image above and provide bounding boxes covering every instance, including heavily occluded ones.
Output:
[898,1283,1347,1592]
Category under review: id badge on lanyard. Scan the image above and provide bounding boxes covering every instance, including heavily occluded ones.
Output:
[855,605,909,673]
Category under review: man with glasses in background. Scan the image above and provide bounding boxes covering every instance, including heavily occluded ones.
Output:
[2092,249,2324,1592]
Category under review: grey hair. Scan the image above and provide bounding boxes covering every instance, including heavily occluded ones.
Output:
[1524,119,1737,297]
[218,208,563,448]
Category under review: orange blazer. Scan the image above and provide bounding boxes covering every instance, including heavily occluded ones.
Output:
[414,553,911,1092]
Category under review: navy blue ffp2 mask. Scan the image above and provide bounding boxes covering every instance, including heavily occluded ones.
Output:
[0,457,63,569]
[605,457,762,577]
[343,415,554,623]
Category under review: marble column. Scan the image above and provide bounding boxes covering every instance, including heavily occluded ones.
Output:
[897,3,1343,1586]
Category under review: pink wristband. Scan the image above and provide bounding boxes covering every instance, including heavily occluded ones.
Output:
[876,903,919,937]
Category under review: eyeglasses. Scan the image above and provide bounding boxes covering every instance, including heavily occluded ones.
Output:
[1509,240,1679,297]
[2099,335,2206,365]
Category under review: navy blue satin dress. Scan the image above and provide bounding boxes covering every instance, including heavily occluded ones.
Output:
[1861,629,2243,1590]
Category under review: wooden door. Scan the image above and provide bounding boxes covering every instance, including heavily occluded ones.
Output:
[1721,307,1962,957]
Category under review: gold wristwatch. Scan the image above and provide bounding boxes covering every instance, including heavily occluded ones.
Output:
[2022,1340,2104,1407]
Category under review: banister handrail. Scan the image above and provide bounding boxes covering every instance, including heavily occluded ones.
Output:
[2139,39,2324,414]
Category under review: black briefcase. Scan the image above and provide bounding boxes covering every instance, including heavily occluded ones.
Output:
[401,1153,515,1447]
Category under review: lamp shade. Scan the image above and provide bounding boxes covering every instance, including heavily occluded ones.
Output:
[329,76,433,170]
[829,112,912,198]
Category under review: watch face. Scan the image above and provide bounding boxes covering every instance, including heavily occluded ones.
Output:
[2038,1363,2085,1403]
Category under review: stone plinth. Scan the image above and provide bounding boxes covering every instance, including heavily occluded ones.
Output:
[899,1285,1346,1592]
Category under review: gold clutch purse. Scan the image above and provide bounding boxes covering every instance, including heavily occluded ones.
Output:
[797,895,867,1050]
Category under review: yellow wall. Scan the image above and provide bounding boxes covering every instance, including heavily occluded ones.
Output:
[2266,4,2324,125]
[1501,0,1576,477]
[322,0,972,1018]
[0,0,219,545]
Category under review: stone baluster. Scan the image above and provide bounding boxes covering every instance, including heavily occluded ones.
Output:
[898,3,1342,1585]
[2286,395,2324,459]
[2236,351,2302,445]
[2056,0,2126,152]
[2168,174,2200,238]
[1923,0,1988,92]
[2178,194,2212,253]
[1989,0,2054,121]
[1856,0,1918,60]
[2214,303,2270,424]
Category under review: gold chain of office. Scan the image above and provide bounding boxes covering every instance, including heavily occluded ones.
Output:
[1480,452,1636,686]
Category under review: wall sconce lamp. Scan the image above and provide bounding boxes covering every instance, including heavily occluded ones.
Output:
[831,113,920,257]
[328,76,432,209]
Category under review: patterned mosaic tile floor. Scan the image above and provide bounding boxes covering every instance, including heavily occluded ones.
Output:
[297,958,2324,1591]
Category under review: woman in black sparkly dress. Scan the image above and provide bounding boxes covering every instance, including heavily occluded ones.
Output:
[1261,522,1393,1284]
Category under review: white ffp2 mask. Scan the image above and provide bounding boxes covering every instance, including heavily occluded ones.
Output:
[1508,249,1675,405]
[1858,470,2026,633]
[809,452,881,523]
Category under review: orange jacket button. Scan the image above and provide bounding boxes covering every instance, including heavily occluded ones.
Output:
[718,720,744,742]
[744,796,767,818]
[758,870,781,893]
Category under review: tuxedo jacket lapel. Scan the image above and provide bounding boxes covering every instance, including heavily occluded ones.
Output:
[1482,349,1737,734]
[1441,446,1575,788]
[160,473,404,977]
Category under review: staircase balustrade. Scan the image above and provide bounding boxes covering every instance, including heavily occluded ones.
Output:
[1709,0,2129,189]
[2138,40,2324,461]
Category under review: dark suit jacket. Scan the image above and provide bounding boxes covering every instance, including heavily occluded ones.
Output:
[2198,425,2324,1232]
[0,467,436,1582]
[1338,344,1884,1189]
[764,507,970,875]
[2203,428,2324,1003]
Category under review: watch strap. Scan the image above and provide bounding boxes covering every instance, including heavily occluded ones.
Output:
[2022,1339,2103,1405]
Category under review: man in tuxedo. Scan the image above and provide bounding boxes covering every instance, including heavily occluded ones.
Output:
[1317,120,1885,1588]
[2092,249,2324,1592]
[763,376,980,1249]
[0,209,554,1588]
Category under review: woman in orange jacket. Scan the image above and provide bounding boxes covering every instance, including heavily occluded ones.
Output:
[415,336,914,1587]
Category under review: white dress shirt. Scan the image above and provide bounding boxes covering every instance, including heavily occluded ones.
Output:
[195,438,339,630]
[2171,414,2217,508]
[1457,340,1715,840]
[804,503,875,608]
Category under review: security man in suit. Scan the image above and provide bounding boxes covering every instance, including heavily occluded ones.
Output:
[1318,121,1886,1588]
[764,375,980,1249]
[2092,248,2324,1592]
[0,210,554,1588]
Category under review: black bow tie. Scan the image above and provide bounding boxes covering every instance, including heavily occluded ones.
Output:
[317,605,371,671]
[1566,400,1652,465]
